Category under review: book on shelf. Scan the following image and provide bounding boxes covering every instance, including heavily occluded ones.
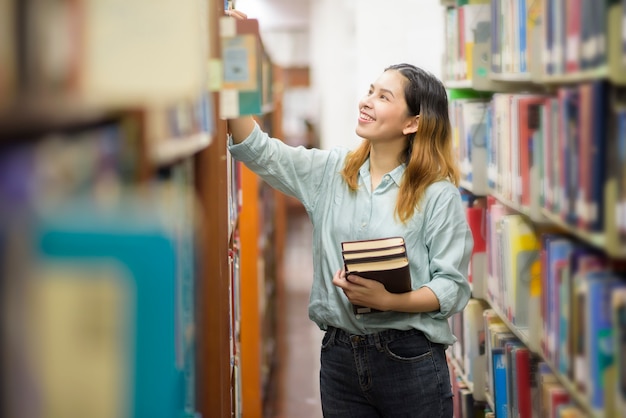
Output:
[585,271,626,414]
[500,214,540,328]
[491,348,509,418]
[572,256,617,401]
[2,195,191,418]
[612,93,626,244]
[462,298,489,401]
[483,309,509,403]
[219,18,271,118]
[449,359,463,418]
[542,381,571,418]
[459,387,475,418]
[540,234,574,364]
[612,287,626,418]
[556,404,585,418]
[578,81,608,232]
[341,236,411,315]
[504,340,524,418]
[513,346,534,418]
[466,198,487,300]
[516,94,549,213]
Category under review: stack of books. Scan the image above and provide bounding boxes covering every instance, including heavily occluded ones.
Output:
[341,236,411,314]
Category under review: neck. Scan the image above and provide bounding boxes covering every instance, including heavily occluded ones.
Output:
[368,140,405,190]
[368,140,405,177]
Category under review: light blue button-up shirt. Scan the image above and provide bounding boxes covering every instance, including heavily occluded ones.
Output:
[228,123,472,345]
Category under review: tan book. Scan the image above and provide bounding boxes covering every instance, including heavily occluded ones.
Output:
[341,237,411,314]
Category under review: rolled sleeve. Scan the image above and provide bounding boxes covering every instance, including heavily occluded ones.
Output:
[422,187,472,319]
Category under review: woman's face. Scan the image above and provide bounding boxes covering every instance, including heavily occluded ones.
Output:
[355,69,416,143]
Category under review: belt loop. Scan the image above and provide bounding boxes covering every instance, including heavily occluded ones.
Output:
[325,326,338,345]
[374,332,383,351]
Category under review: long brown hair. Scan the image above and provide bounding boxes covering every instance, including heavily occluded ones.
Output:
[341,63,459,223]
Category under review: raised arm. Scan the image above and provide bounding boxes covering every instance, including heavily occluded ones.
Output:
[222,8,256,144]
[227,116,256,144]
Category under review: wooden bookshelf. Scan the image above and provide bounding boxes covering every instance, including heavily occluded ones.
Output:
[1,1,221,417]
[0,1,286,417]
[196,3,285,417]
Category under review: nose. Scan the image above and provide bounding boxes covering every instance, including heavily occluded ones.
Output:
[359,96,372,109]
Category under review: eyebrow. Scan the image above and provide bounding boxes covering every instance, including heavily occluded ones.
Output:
[370,84,396,98]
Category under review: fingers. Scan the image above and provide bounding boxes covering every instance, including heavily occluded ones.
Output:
[331,269,345,288]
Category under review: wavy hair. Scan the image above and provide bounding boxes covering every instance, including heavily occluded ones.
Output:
[340,63,459,223]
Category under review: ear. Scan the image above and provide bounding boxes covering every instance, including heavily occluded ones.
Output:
[402,115,420,135]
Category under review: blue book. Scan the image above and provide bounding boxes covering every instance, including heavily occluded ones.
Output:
[518,0,527,73]
[542,234,574,363]
[588,81,608,232]
[586,271,626,412]
[33,196,189,418]
[492,348,508,418]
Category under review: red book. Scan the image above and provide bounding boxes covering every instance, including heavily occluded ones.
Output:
[514,347,532,418]
[565,0,582,73]
[466,205,486,287]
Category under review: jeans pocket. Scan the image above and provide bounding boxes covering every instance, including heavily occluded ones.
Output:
[383,333,433,362]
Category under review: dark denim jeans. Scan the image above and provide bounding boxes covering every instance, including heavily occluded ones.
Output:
[320,326,453,418]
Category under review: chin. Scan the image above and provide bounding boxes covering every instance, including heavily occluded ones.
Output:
[355,125,369,140]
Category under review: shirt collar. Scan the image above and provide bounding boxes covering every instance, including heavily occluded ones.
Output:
[359,159,406,186]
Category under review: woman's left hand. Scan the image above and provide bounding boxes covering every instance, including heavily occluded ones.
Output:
[332,269,389,311]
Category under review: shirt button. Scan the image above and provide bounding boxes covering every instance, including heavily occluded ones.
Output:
[361,223,367,227]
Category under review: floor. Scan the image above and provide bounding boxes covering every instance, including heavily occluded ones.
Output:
[265,204,324,418]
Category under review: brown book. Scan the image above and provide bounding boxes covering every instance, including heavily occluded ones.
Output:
[341,237,412,314]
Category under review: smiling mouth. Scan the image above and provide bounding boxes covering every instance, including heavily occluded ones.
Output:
[359,111,374,122]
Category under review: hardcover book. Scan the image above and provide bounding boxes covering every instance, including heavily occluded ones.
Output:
[341,237,411,314]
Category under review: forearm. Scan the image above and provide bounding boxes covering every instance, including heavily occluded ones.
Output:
[227,116,256,144]
[384,286,440,313]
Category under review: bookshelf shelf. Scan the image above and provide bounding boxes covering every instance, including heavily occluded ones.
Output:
[151,133,213,166]
[445,79,474,89]
[484,392,495,414]
[489,72,533,83]
[489,190,550,225]
[539,209,615,255]
[539,66,609,85]
[0,97,114,139]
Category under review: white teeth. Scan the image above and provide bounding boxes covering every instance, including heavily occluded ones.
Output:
[360,112,374,121]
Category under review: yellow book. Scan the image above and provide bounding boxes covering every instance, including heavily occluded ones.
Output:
[501,214,540,328]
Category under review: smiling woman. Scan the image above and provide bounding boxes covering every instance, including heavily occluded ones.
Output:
[226,53,472,417]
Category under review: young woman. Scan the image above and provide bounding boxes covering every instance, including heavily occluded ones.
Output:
[227,63,472,417]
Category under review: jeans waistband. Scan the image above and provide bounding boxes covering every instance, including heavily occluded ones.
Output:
[327,326,427,347]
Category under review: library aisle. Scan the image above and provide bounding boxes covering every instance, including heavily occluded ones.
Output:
[266,203,324,418]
